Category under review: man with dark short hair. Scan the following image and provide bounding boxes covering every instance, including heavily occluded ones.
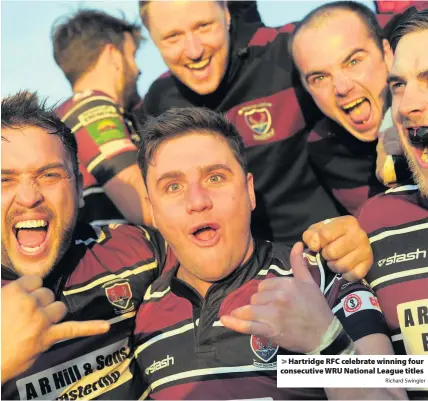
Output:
[290,1,416,212]
[1,91,175,400]
[133,107,405,400]
[53,10,151,227]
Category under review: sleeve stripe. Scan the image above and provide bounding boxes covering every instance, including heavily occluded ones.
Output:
[63,261,157,295]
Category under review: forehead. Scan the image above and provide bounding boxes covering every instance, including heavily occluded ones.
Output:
[148,132,239,177]
[391,30,428,76]
[294,11,375,69]
[148,1,223,34]
[2,126,71,170]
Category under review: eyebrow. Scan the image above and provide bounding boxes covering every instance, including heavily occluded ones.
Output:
[305,48,366,83]
[387,70,428,85]
[386,73,404,86]
[156,163,233,186]
[1,163,70,176]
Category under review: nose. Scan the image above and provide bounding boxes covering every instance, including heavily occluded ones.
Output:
[398,82,426,118]
[15,179,43,209]
[185,183,213,214]
[184,33,204,61]
[333,71,354,97]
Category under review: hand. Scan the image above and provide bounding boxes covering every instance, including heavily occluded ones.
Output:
[376,126,403,187]
[220,242,334,354]
[1,275,110,384]
[302,215,373,281]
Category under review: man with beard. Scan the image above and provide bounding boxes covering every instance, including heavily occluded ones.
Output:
[354,9,428,400]
[53,10,151,226]
[1,91,176,399]
[290,1,419,214]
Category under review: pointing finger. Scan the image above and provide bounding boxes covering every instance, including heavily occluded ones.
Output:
[46,320,110,345]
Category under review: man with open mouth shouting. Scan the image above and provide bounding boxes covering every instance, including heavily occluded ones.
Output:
[132,107,404,400]
[291,1,417,213]
[1,92,177,400]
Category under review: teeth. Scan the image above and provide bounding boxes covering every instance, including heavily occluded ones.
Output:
[188,59,210,70]
[21,245,42,253]
[15,220,48,229]
[343,97,365,110]
[422,148,428,162]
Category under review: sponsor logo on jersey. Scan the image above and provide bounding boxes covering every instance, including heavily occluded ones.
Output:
[16,339,131,400]
[341,291,382,317]
[250,335,279,363]
[238,103,275,141]
[105,281,132,310]
[343,293,362,313]
[144,355,175,376]
[377,248,427,267]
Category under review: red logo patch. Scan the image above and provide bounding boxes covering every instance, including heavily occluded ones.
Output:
[105,282,132,310]
[250,335,279,362]
[344,294,362,313]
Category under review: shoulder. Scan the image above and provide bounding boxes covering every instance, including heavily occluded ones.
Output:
[72,223,165,272]
[357,185,424,233]
[247,23,295,48]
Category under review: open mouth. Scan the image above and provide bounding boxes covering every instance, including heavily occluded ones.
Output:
[190,222,220,246]
[342,97,372,128]
[187,58,211,71]
[408,127,428,167]
[13,219,49,254]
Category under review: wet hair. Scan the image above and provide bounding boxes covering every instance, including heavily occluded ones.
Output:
[137,107,247,184]
[52,9,142,85]
[390,9,428,51]
[1,91,79,178]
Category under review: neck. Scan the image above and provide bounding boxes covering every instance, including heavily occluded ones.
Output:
[73,72,122,106]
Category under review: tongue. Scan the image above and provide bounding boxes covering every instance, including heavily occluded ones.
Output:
[17,228,47,248]
[348,100,371,124]
[194,228,216,241]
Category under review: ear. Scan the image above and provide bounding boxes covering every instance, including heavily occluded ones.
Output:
[382,39,394,71]
[246,173,256,211]
[103,43,123,71]
[225,6,231,30]
[77,172,85,209]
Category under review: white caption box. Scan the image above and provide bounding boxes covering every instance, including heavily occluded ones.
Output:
[277,355,428,388]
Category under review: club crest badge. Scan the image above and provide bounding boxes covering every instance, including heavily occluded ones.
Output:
[105,281,132,310]
[239,103,275,141]
[250,335,279,363]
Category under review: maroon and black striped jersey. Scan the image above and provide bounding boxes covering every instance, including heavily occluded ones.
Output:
[134,240,388,400]
[1,223,176,400]
[56,90,141,226]
[357,185,428,400]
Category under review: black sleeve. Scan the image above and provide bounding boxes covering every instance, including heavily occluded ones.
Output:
[327,277,389,342]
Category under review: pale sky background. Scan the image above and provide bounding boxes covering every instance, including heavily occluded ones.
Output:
[1,1,376,105]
